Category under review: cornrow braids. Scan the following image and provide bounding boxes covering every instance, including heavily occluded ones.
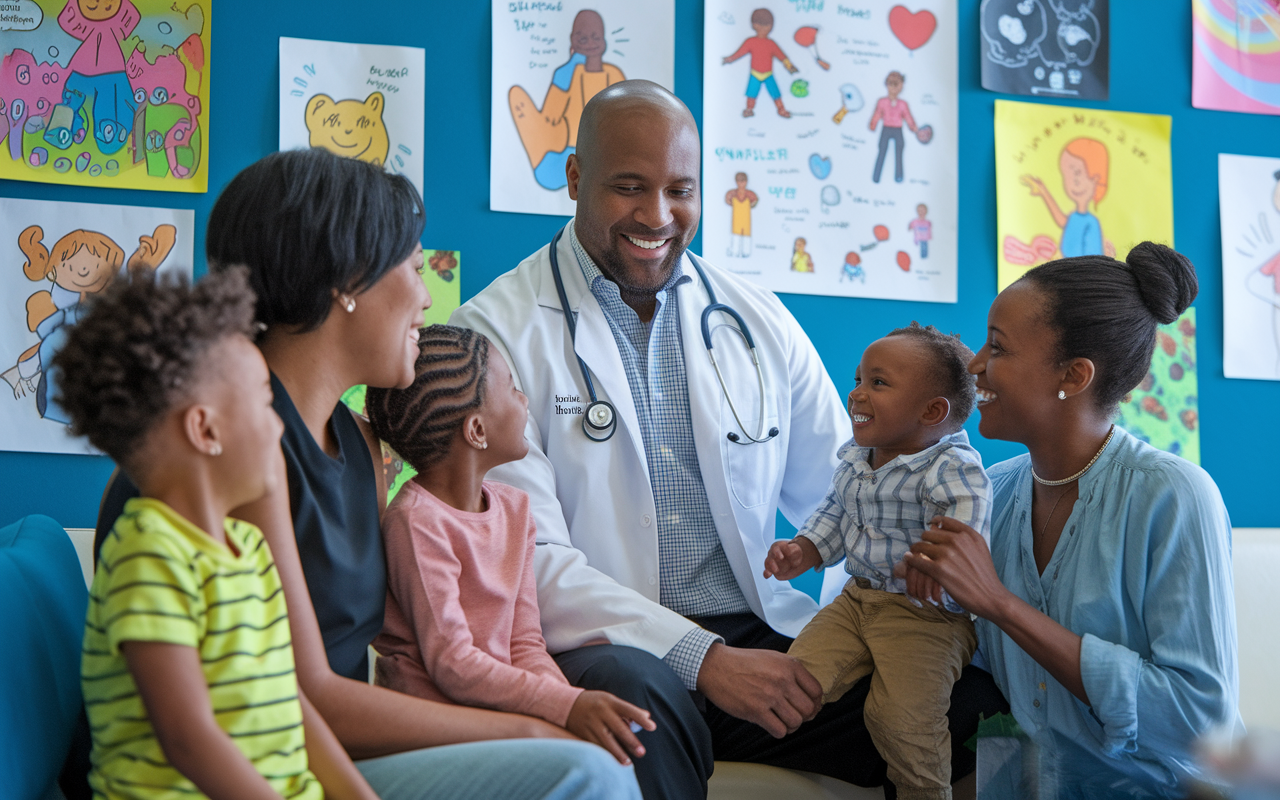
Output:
[366,324,492,472]
[885,321,977,429]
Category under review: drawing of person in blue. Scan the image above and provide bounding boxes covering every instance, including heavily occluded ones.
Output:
[1021,137,1111,258]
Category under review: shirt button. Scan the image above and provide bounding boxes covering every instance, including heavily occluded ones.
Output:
[648,576,657,586]
[1033,699,1041,708]
[641,514,652,527]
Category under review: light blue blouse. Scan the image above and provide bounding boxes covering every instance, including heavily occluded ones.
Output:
[977,427,1239,793]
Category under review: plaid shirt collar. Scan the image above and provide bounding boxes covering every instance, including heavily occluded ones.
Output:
[839,429,971,474]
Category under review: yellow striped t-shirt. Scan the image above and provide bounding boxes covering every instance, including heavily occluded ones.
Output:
[82,498,321,800]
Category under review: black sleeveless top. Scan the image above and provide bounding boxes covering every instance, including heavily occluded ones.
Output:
[94,373,386,682]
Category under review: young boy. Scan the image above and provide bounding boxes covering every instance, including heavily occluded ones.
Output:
[763,322,990,800]
[722,8,798,118]
[56,270,375,800]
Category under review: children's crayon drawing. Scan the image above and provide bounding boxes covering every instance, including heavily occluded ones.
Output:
[0,198,193,455]
[490,0,675,217]
[0,0,209,191]
[979,0,1108,100]
[1219,153,1280,380]
[995,99,1171,290]
[341,249,462,502]
[1193,0,1280,116]
[1114,309,1200,465]
[703,1,958,302]
[279,37,426,198]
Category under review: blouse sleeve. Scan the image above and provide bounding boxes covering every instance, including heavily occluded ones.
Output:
[1078,463,1238,758]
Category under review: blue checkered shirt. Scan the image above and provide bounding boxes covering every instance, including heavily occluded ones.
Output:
[798,430,991,613]
[570,227,749,689]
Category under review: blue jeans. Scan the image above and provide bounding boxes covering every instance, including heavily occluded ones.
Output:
[356,739,640,800]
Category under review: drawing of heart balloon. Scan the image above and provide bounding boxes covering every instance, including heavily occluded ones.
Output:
[794,26,831,70]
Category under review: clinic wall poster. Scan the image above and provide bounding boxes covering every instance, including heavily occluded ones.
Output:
[979,0,1109,100]
[490,0,675,217]
[1219,153,1280,381]
[0,0,210,191]
[702,1,958,303]
[0,197,194,456]
[279,37,427,198]
[342,249,462,502]
[1192,0,1280,116]
[995,100,1196,463]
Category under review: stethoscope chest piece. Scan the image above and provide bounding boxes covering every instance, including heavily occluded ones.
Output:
[583,400,617,442]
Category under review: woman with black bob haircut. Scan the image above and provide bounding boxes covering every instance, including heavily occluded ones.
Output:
[900,242,1239,795]
[95,148,641,800]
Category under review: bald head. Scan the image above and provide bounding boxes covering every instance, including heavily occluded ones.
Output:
[575,80,699,173]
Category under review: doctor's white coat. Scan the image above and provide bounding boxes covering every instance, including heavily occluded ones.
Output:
[450,228,849,663]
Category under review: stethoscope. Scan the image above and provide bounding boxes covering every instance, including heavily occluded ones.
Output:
[549,226,779,446]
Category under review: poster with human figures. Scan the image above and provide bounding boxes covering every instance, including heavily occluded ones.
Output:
[490,0,675,217]
[279,37,426,198]
[703,1,958,302]
[979,0,1108,100]
[1220,153,1280,380]
[0,0,210,191]
[0,197,193,455]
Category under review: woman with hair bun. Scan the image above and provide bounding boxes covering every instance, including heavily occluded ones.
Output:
[901,242,1239,794]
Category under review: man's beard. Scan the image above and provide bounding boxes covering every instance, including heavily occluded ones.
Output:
[595,235,688,299]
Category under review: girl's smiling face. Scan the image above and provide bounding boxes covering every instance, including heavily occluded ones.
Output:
[970,281,1066,444]
[55,247,115,295]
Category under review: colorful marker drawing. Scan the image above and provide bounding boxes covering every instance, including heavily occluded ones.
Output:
[1220,153,1280,380]
[1192,0,1280,116]
[832,83,864,123]
[1004,137,1114,265]
[841,251,866,282]
[725,172,759,258]
[888,5,938,51]
[305,92,390,167]
[791,237,815,272]
[0,0,210,191]
[279,37,425,197]
[908,203,932,259]
[0,198,193,455]
[509,10,626,192]
[723,8,799,118]
[794,26,830,70]
[869,70,918,183]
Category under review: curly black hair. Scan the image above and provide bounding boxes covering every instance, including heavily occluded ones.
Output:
[366,324,491,472]
[52,268,257,466]
[885,321,976,429]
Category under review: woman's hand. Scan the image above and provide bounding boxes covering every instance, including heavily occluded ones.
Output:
[902,517,1014,622]
[565,690,655,766]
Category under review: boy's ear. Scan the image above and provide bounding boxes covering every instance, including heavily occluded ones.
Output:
[181,403,220,456]
[920,396,950,428]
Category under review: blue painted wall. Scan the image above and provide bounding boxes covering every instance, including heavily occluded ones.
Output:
[0,0,1275,534]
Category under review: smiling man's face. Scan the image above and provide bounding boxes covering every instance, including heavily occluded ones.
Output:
[567,94,701,296]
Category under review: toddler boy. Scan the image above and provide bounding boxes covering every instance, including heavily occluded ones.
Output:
[764,322,990,800]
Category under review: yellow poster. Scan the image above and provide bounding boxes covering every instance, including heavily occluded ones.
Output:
[0,0,210,192]
[994,99,1172,291]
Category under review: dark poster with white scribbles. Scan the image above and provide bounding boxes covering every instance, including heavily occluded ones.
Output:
[979,0,1109,100]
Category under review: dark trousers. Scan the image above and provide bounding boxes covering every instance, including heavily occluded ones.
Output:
[873,125,906,183]
[555,612,1009,800]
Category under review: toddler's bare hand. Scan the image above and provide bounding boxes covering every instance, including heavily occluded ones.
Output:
[763,538,818,581]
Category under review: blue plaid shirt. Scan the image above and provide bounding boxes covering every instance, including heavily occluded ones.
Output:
[571,227,749,689]
[798,430,991,613]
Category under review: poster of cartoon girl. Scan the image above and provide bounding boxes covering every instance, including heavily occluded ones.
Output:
[0,198,192,455]
[1009,137,1115,264]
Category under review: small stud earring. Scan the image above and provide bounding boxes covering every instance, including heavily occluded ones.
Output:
[344,296,356,313]
[209,443,222,456]
[1058,390,1066,400]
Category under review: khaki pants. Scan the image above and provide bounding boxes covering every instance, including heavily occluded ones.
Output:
[788,580,977,800]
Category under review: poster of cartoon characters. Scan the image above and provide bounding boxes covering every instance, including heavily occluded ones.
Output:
[0,0,209,191]
[279,37,426,198]
[979,0,1108,100]
[1220,153,1280,380]
[490,0,675,217]
[703,2,958,303]
[0,197,193,455]
[995,99,1171,289]
[341,249,462,501]
[1193,0,1280,116]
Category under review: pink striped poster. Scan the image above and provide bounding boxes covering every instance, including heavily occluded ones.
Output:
[1192,0,1280,115]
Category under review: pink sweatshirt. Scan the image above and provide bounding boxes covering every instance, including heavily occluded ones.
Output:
[59,0,139,77]
[374,480,584,726]
[870,96,916,130]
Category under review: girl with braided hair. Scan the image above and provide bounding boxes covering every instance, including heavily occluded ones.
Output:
[366,325,654,772]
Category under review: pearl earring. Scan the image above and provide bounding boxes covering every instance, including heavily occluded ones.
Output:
[344,296,356,313]
[1058,390,1066,400]
[209,443,222,456]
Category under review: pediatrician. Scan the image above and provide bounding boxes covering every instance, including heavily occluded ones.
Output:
[451,81,1006,799]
